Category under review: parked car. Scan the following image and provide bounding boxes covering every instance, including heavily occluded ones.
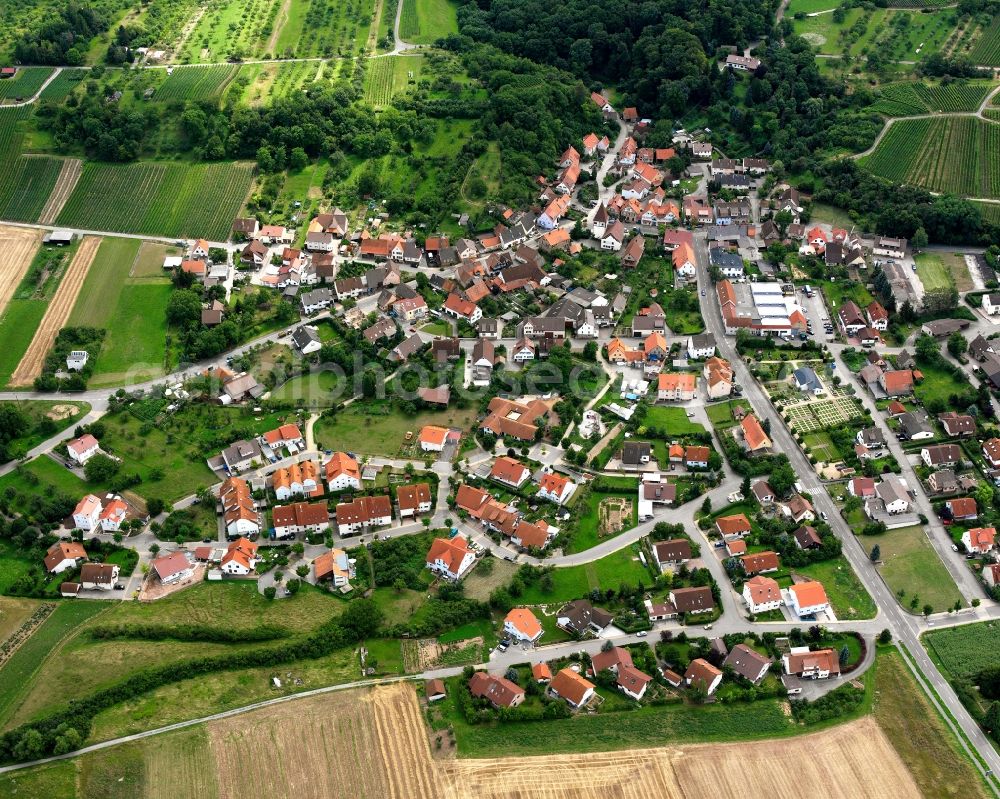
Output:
[635,630,648,638]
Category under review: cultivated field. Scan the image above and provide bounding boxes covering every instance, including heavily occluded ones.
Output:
[37,157,81,224]
[861,117,1000,199]
[0,225,41,316]
[200,685,920,799]
[9,235,100,386]
[871,80,997,116]
[155,64,242,101]
[968,17,1000,66]
[56,161,255,240]
[0,156,64,222]
[0,67,53,101]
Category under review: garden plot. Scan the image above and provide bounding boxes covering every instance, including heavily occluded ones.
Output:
[784,394,863,434]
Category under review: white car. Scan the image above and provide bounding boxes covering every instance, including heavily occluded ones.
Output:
[635,630,648,638]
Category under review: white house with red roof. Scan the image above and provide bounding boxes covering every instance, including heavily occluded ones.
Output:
[426,534,476,580]
[962,527,996,555]
[325,452,362,491]
[73,494,103,531]
[99,496,128,531]
[152,551,194,584]
[261,423,304,455]
[785,581,831,618]
[503,607,543,643]
[418,425,449,452]
[443,293,482,324]
[66,434,100,465]
[536,471,576,505]
[221,537,260,575]
[44,541,88,574]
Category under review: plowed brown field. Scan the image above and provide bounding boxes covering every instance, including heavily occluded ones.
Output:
[9,234,99,385]
[0,225,41,315]
[205,685,920,799]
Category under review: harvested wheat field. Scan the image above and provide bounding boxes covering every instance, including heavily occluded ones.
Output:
[9,234,100,385]
[208,683,437,799]
[0,224,41,314]
[204,685,919,799]
[38,158,82,225]
[443,717,917,799]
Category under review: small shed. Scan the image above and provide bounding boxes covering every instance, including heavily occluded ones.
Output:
[425,679,447,702]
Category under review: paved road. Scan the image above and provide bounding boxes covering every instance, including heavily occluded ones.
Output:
[694,249,1000,789]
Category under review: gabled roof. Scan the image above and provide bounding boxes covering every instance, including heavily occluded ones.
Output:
[426,535,471,574]
[550,668,595,705]
[504,607,542,639]
[790,581,828,607]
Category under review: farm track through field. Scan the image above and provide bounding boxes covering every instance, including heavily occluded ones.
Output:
[37,158,81,225]
[9,235,100,386]
[0,225,42,316]
[266,0,294,56]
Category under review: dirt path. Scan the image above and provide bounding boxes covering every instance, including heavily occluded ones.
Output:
[10,235,100,386]
[0,225,42,316]
[265,0,293,56]
[38,158,82,225]
[367,0,386,54]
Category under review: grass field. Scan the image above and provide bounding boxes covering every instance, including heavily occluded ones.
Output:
[313,402,476,456]
[0,453,86,498]
[873,648,989,799]
[67,237,142,327]
[6,583,346,731]
[270,0,377,58]
[912,357,968,407]
[0,299,47,387]
[643,405,705,436]
[0,399,89,462]
[517,547,650,605]
[179,0,282,62]
[0,760,75,799]
[56,161,255,240]
[90,409,220,503]
[914,251,972,293]
[861,116,1000,199]
[0,596,43,643]
[868,525,963,613]
[399,0,458,44]
[88,282,173,385]
[0,601,109,728]
[793,7,954,60]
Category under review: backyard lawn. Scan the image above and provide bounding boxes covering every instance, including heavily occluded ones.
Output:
[643,405,705,436]
[567,485,639,554]
[704,399,751,429]
[313,402,477,457]
[0,400,90,462]
[913,359,969,408]
[822,280,874,316]
[517,546,651,605]
[869,525,963,613]
[0,455,86,498]
[789,558,876,620]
